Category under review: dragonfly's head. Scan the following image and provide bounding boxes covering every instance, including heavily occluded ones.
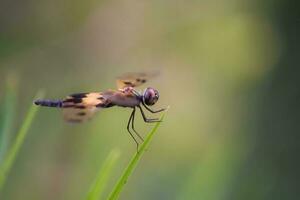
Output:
[143,87,159,106]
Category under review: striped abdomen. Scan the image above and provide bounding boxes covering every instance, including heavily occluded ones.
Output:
[34,99,63,108]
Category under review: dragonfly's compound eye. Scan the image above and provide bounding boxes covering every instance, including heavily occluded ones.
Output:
[144,87,159,106]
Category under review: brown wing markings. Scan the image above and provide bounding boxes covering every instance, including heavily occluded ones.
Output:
[116,71,159,89]
[70,93,88,98]
[62,92,112,123]
[77,112,86,116]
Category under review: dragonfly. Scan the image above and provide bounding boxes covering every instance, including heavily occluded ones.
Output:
[34,72,166,151]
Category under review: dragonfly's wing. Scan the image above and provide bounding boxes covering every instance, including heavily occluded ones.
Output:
[116,71,159,89]
[63,106,98,123]
[62,92,112,123]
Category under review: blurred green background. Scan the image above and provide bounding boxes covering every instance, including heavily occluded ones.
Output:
[0,0,299,199]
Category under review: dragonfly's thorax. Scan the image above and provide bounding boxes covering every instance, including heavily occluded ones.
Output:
[109,89,141,108]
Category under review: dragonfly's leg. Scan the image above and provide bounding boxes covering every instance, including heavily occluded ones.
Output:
[142,102,165,113]
[138,106,162,123]
[131,107,144,142]
[127,109,139,151]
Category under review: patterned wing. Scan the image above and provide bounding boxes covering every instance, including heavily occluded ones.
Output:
[116,71,159,89]
[62,92,112,123]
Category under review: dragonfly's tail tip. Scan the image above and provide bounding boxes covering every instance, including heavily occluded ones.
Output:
[33,99,62,108]
[33,99,41,105]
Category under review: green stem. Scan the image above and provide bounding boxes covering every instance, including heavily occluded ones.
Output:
[107,112,167,200]
[0,77,17,162]
[86,149,121,200]
[0,91,44,191]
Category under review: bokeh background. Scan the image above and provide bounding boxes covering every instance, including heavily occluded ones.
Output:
[0,0,299,199]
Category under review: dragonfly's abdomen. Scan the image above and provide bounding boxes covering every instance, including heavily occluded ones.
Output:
[34,99,63,108]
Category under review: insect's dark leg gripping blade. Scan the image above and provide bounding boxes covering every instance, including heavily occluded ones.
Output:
[131,107,144,142]
[142,102,165,113]
[138,106,162,123]
[127,109,139,152]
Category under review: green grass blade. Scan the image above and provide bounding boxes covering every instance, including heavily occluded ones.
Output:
[86,149,121,200]
[0,91,44,191]
[0,76,18,162]
[107,112,167,200]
